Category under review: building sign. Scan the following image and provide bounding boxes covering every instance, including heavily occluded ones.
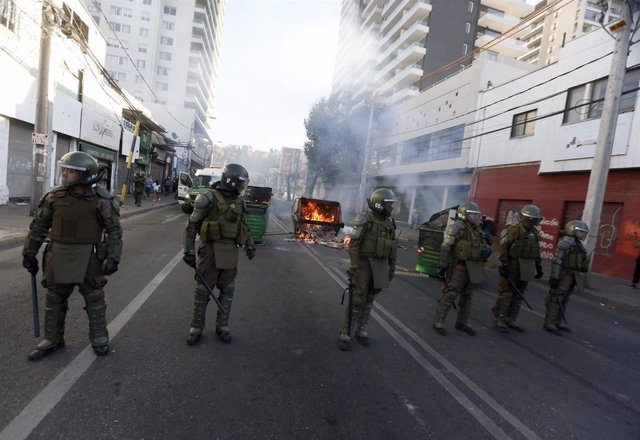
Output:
[121,119,141,160]
[79,142,118,163]
[80,100,120,151]
[555,113,632,161]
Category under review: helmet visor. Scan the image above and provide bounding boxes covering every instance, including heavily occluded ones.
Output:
[57,165,82,185]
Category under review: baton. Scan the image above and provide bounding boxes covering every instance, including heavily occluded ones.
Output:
[503,274,534,311]
[31,274,40,338]
[193,267,227,316]
[551,289,568,324]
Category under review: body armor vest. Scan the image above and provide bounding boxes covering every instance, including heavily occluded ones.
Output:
[564,241,590,272]
[49,189,103,244]
[508,226,540,259]
[199,189,248,245]
[359,213,397,259]
[454,222,486,262]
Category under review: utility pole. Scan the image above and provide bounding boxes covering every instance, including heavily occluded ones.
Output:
[581,1,634,259]
[30,1,53,214]
[355,102,375,214]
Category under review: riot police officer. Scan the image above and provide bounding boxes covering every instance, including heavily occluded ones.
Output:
[492,205,544,332]
[183,163,256,345]
[433,202,491,336]
[133,172,146,206]
[339,188,397,351]
[544,220,590,335]
[22,151,122,360]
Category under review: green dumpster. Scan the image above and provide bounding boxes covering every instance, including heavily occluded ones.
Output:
[416,206,458,277]
[243,186,272,244]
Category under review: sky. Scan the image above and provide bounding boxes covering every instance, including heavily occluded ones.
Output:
[211,0,342,151]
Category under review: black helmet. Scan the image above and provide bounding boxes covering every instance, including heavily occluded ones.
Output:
[367,188,396,217]
[220,163,250,194]
[520,204,542,230]
[57,151,102,185]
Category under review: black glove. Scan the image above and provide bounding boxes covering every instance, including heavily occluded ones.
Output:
[498,265,509,277]
[549,277,559,288]
[246,245,256,260]
[535,265,544,279]
[22,254,39,275]
[437,266,447,279]
[183,253,196,268]
[101,258,118,276]
[480,247,493,259]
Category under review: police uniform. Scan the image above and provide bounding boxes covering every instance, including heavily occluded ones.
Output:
[133,174,146,206]
[544,233,589,334]
[434,205,490,336]
[339,191,397,350]
[23,185,122,359]
[492,223,542,331]
[184,180,254,344]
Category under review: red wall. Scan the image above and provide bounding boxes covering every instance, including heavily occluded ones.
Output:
[473,164,640,278]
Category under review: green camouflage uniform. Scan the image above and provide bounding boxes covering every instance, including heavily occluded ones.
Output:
[133,174,146,206]
[339,210,397,347]
[23,185,122,356]
[544,235,589,331]
[434,219,489,333]
[492,224,541,328]
[184,182,254,342]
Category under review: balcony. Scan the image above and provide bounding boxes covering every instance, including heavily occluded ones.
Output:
[382,0,405,17]
[377,21,428,65]
[377,63,423,96]
[517,45,540,62]
[384,86,418,105]
[362,0,382,27]
[375,43,425,81]
[475,34,527,58]
[477,10,521,34]
[480,0,533,18]
[380,1,431,44]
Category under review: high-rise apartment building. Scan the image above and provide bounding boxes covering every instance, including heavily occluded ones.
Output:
[519,0,622,66]
[332,0,533,105]
[85,0,224,158]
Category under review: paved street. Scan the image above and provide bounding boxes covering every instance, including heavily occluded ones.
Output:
[0,199,639,440]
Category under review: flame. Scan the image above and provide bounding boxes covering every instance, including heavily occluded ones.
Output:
[300,200,337,223]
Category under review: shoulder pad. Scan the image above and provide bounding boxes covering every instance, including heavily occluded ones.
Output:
[50,184,67,193]
[95,186,113,199]
[194,192,213,209]
[352,213,369,228]
[557,236,573,251]
[447,220,464,234]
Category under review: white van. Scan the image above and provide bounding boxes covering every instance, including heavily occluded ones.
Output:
[178,167,224,213]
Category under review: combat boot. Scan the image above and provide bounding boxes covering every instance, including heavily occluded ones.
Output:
[455,323,477,336]
[28,290,67,361]
[215,285,235,344]
[338,332,351,351]
[507,322,524,333]
[84,290,110,356]
[556,324,571,333]
[215,327,232,344]
[355,302,373,347]
[433,322,448,336]
[543,324,562,336]
[187,286,209,346]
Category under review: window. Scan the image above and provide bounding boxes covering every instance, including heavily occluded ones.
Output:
[0,0,17,31]
[468,1,474,13]
[136,59,146,69]
[141,11,150,21]
[122,8,132,18]
[162,21,175,30]
[135,75,143,84]
[110,22,130,33]
[510,110,537,137]
[465,22,471,34]
[139,28,149,37]
[143,0,151,5]
[487,51,498,61]
[159,51,172,61]
[163,6,177,15]
[156,67,169,76]
[109,71,127,82]
[160,36,173,46]
[110,6,122,15]
[138,43,147,53]
[107,55,125,65]
[563,68,639,123]
[156,82,169,91]
[400,124,465,164]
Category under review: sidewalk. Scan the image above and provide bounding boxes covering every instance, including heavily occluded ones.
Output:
[395,221,640,316]
[0,193,178,251]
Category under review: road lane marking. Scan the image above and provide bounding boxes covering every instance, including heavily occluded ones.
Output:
[161,213,184,224]
[282,219,543,440]
[0,251,183,440]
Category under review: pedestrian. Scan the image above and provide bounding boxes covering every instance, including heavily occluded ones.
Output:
[481,215,495,245]
[164,177,172,196]
[492,205,544,333]
[22,151,122,360]
[433,202,492,336]
[183,163,256,345]
[144,175,153,199]
[632,235,640,289]
[152,180,161,201]
[544,220,590,335]
[133,172,145,207]
[172,176,179,199]
[338,188,398,351]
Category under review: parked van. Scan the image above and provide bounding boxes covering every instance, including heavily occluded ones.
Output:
[178,167,224,213]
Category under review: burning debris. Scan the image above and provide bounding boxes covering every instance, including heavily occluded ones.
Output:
[291,197,345,246]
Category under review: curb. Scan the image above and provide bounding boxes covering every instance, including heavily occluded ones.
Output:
[0,202,179,252]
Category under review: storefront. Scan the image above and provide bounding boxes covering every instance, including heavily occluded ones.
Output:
[79,142,118,191]
[6,119,32,200]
